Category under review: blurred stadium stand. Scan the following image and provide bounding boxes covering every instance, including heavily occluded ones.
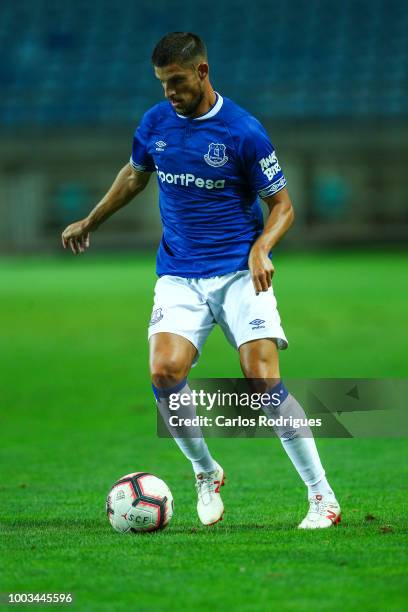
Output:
[0,0,407,251]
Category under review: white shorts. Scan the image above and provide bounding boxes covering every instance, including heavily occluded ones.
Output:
[147,270,288,364]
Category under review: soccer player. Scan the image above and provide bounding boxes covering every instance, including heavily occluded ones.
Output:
[62,32,341,529]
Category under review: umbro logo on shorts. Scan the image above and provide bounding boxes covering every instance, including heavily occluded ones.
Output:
[149,307,163,326]
[250,319,266,330]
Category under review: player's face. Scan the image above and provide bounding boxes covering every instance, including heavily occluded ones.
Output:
[154,62,206,117]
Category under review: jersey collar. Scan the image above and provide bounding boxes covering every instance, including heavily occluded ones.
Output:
[175,92,223,121]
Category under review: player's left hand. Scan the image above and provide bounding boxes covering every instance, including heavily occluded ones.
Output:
[248,242,275,294]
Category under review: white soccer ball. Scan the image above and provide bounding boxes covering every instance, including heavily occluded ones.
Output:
[106,472,174,533]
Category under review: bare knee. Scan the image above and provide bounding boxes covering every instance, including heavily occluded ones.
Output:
[150,356,190,388]
[241,356,272,379]
[149,333,196,389]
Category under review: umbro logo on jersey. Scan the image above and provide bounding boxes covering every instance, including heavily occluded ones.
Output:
[250,319,266,330]
[155,141,167,151]
[204,143,228,167]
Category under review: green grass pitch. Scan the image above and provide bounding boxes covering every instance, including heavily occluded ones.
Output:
[1,251,407,611]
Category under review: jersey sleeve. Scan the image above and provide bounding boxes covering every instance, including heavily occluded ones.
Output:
[129,110,156,173]
[238,117,287,198]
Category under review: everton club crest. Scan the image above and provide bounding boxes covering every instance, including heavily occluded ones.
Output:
[149,307,163,326]
[204,143,228,167]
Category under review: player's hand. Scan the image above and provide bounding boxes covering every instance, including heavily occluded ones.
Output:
[61,218,92,255]
[248,242,275,294]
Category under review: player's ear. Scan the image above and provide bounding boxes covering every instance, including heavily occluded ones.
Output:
[197,62,209,80]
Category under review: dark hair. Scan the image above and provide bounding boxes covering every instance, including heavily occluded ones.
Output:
[152,32,207,67]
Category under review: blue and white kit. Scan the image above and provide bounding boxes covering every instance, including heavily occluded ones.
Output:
[130,93,288,358]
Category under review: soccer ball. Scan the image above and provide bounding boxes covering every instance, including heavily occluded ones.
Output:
[106,472,174,533]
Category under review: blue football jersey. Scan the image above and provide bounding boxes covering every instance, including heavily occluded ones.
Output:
[130,93,287,278]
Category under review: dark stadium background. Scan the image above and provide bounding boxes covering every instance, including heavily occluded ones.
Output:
[1,1,407,610]
[1,0,407,251]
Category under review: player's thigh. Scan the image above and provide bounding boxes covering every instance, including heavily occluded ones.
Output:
[239,338,281,387]
[149,332,197,382]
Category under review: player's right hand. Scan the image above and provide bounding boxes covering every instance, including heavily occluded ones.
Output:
[61,219,92,255]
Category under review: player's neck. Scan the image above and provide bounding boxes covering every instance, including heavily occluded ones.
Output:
[189,86,217,119]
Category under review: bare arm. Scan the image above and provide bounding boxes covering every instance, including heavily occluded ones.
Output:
[61,163,152,254]
[248,187,294,293]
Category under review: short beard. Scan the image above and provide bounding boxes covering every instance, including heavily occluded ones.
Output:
[179,89,205,117]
